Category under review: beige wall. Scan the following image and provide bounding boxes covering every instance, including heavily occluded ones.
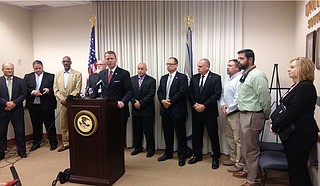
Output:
[32,5,91,86]
[294,1,320,127]
[243,1,296,87]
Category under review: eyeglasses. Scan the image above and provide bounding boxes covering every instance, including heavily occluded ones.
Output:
[166,63,177,66]
[62,60,70,62]
[97,64,106,66]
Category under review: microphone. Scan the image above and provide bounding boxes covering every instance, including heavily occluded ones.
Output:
[10,165,22,186]
[96,79,103,86]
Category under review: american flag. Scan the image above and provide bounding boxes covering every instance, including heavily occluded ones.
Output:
[87,25,97,75]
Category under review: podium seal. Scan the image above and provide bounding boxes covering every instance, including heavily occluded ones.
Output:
[74,110,98,136]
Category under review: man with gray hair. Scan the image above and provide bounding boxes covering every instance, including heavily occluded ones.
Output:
[0,63,27,159]
[87,59,106,98]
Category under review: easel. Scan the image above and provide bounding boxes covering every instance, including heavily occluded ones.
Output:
[260,64,289,143]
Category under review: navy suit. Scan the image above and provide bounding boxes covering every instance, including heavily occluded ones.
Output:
[157,71,189,158]
[0,76,27,156]
[24,72,58,148]
[188,71,222,159]
[97,67,133,144]
[131,74,156,152]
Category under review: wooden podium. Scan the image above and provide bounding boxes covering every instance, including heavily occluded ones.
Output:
[67,98,125,185]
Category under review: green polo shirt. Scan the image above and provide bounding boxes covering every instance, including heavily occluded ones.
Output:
[238,67,271,117]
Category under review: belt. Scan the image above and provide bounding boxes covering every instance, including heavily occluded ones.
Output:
[240,110,263,114]
[227,110,239,116]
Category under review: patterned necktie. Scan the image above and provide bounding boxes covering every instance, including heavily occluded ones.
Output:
[166,74,172,99]
[199,75,205,93]
[138,77,142,89]
[108,70,113,84]
[7,77,12,101]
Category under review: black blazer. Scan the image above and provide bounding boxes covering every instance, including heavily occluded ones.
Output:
[24,72,57,111]
[272,80,319,133]
[0,76,26,117]
[98,67,133,117]
[87,73,100,98]
[188,71,222,117]
[157,71,188,118]
[131,74,156,117]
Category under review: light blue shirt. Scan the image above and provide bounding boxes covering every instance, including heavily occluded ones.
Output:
[33,73,43,104]
[238,67,271,116]
[220,71,242,114]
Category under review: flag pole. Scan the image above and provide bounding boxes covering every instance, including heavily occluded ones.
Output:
[184,15,194,144]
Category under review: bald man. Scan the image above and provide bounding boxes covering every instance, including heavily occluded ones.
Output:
[0,63,27,160]
[54,56,82,152]
[130,62,156,157]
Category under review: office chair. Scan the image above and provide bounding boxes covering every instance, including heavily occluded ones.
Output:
[258,151,288,186]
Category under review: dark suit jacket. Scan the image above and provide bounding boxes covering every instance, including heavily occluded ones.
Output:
[188,71,222,117]
[0,76,27,117]
[157,71,188,118]
[272,80,319,134]
[98,67,133,117]
[131,74,156,117]
[87,73,100,98]
[24,72,57,111]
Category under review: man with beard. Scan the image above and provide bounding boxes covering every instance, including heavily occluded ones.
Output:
[232,49,271,186]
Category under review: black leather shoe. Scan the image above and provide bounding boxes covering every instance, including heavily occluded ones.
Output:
[188,155,202,164]
[30,145,40,151]
[178,159,186,166]
[50,145,58,151]
[146,151,154,158]
[19,153,27,158]
[0,154,4,161]
[212,159,219,169]
[131,149,143,156]
[157,154,173,162]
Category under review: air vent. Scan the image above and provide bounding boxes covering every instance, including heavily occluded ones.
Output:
[24,5,52,10]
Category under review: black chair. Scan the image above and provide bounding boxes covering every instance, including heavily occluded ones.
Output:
[258,151,288,186]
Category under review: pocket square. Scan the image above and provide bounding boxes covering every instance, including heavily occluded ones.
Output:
[114,80,121,83]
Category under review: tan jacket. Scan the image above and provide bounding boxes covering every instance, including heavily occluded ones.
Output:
[53,69,82,107]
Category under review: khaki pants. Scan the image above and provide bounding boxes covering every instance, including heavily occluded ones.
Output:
[59,105,69,147]
[226,112,244,167]
[239,112,265,184]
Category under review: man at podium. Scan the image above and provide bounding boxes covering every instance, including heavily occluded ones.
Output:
[95,51,133,145]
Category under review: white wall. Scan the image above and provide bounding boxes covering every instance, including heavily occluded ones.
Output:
[0,3,34,139]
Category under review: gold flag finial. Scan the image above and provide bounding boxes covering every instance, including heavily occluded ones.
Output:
[89,15,96,27]
[184,15,194,28]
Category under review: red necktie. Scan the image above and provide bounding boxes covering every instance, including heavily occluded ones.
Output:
[108,70,113,84]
